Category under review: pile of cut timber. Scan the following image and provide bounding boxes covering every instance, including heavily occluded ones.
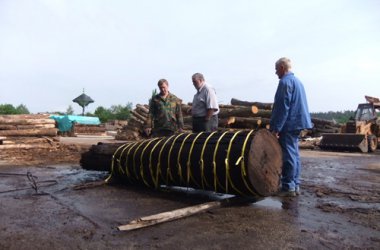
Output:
[309,118,341,137]
[227,98,342,137]
[73,123,106,135]
[0,114,59,149]
[115,104,149,141]
[115,98,341,142]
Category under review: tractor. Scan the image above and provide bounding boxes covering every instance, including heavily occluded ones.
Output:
[319,96,380,153]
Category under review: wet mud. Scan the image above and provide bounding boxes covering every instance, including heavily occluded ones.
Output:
[0,145,379,249]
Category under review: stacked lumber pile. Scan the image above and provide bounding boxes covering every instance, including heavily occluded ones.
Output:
[73,123,106,135]
[220,98,273,129]
[181,98,273,131]
[0,114,59,149]
[114,98,342,142]
[309,118,341,136]
[115,104,149,141]
[224,98,342,137]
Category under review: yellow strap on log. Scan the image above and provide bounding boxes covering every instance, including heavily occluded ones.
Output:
[213,131,229,192]
[177,133,193,185]
[236,129,257,195]
[106,142,130,183]
[167,133,185,184]
[140,138,161,187]
[186,132,204,188]
[156,134,176,185]
[132,139,152,181]
[125,142,140,181]
[119,142,138,178]
[149,138,165,188]
[199,131,217,189]
[225,130,245,195]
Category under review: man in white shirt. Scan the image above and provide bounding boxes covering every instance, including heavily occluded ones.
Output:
[191,73,219,132]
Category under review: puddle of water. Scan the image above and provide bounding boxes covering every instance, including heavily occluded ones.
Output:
[254,197,283,209]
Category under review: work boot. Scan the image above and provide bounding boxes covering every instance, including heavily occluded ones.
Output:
[295,186,300,196]
[276,190,296,197]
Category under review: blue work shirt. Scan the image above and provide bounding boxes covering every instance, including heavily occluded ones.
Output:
[270,72,312,132]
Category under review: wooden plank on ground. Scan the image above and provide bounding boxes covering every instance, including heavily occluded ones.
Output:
[118,200,223,231]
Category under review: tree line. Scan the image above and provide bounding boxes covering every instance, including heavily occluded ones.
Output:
[311,110,355,124]
[0,103,132,123]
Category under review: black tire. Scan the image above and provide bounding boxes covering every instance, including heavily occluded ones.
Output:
[368,135,378,152]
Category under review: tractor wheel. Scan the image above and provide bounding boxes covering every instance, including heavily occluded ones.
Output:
[368,135,378,152]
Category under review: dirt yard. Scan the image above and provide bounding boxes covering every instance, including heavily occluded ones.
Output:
[0,136,379,249]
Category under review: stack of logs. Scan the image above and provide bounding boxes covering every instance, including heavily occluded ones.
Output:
[72,123,106,135]
[309,118,341,137]
[115,104,149,141]
[115,98,342,142]
[0,114,59,149]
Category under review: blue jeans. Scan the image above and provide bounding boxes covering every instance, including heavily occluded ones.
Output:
[278,130,301,192]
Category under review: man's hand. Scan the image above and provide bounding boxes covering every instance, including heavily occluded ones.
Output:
[271,131,279,139]
[144,128,152,136]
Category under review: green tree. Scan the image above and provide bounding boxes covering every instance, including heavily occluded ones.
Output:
[94,106,114,123]
[311,110,355,124]
[0,104,17,114]
[15,104,30,114]
[66,105,74,115]
[94,103,132,123]
[110,103,132,120]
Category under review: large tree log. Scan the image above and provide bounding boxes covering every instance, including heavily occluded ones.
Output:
[135,108,149,119]
[81,129,282,197]
[218,106,257,118]
[0,125,16,130]
[136,104,149,115]
[0,118,55,125]
[81,142,125,171]
[0,143,57,149]
[231,98,273,110]
[252,109,272,118]
[311,118,340,127]
[73,125,106,134]
[228,117,262,129]
[131,110,148,122]
[129,115,145,126]
[0,124,56,130]
[0,114,50,119]
[219,104,246,109]
[1,137,58,145]
[0,128,58,137]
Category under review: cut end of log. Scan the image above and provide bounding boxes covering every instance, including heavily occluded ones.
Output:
[247,129,282,196]
[251,106,259,114]
[227,117,235,125]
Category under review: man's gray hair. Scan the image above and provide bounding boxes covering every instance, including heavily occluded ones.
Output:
[192,73,205,81]
[276,57,292,70]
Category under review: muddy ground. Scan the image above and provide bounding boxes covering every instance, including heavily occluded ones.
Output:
[0,136,379,249]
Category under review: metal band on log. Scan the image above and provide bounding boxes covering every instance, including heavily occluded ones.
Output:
[107,129,281,197]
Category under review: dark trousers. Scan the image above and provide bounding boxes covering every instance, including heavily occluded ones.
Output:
[192,115,218,132]
[152,129,175,137]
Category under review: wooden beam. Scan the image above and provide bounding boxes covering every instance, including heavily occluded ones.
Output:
[118,200,223,231]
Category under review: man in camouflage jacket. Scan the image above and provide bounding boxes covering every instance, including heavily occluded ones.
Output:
[145,79,184,137]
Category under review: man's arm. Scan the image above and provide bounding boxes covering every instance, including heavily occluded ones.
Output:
[270,81,292,132]
[205,109,215,120]
[176,102,184,130]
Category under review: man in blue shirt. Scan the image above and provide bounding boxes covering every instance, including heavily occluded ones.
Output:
[270,57,312,197]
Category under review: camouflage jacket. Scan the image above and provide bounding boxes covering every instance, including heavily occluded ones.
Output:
[147,92,184,132]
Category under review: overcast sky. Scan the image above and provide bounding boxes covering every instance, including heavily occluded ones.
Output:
[0,0,379,114]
